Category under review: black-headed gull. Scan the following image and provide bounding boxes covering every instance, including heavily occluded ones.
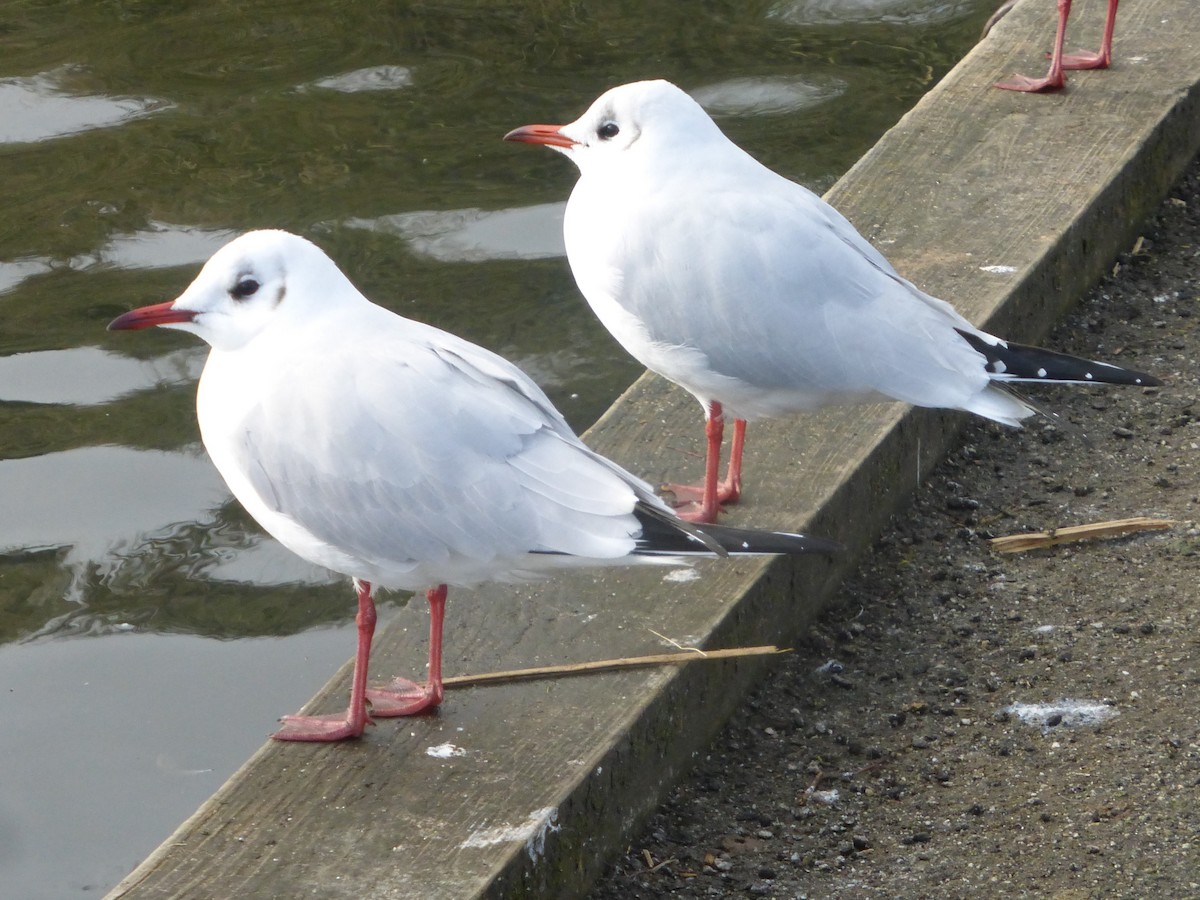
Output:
[991,0,1119,93]
[504,78,1159,524]
[108,229,838,742]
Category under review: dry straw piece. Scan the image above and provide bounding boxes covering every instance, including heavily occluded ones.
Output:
[989,517,1174,554]
[443,645,788,689]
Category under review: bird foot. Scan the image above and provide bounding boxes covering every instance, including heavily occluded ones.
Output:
[672,502,722,524]
[994,73,1065,93]
[366,677,443,717]
[1060,50,1109,70]
[662,479,741,524]
[273,711,371,742]
[661,481,740,506]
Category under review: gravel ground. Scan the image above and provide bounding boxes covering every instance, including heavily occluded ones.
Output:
[589,150,1200,899]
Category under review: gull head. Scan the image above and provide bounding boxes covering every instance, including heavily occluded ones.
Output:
[504,79,724,176]
[108,230,358,352]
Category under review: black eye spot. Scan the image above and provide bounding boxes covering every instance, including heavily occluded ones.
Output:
[231,278,259,300]
[597,121,620,140]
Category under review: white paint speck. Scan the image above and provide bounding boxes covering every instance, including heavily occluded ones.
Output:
[1037,367,1048,378]
[663,567,701,583]
[814,659,843,675]
[426,742,467,758]
[1006,699,1117,730]
[462,807,560,862]
[980,264,1016,274]
[1085,372,1094,380]
[807,788,839,806]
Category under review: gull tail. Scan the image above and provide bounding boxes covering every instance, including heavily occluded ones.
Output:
[956,329,1161,387]
[633,502,841,557]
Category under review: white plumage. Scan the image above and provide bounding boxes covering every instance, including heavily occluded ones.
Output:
[108,229,836,741]
[505,79,1157,523]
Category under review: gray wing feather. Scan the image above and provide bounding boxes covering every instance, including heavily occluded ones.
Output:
[571,164,991,410]
[229,317,650,576]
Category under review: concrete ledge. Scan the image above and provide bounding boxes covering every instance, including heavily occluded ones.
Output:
[109,1,1200,897]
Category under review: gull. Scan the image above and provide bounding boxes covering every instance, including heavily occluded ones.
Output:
[990,0,1119,92]
[108,229,839,742]
[504,79,1159,523]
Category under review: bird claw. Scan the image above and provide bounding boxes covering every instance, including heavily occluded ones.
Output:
[1060,50,1109,70]
[367,678,443,717]
[272,711,371,742]
[994,73,1065,93]
[662,480,741,506]
[672,502,722,524]
[662,477,741,524]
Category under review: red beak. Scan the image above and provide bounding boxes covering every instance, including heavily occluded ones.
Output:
[108,301,197,331]
[503,124,577,149]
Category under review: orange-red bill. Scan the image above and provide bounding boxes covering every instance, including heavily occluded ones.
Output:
[108,301,196,331]
[502,124,577,149]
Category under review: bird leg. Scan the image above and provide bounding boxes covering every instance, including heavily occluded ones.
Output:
[366,583,446,717]
[994,0,1072,92]
[273,578,378,741]
[1060,0,1117,69]
[723,417,746,506]
[665,402,745,524]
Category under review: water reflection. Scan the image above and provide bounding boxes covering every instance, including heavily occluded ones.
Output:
[0,222,237,295]
[1,446,224,594]
[769,0,977,27]
[68,222,239,272]
[0,628,365,899]
[0,346,201,405]
[0,257,53,294]
[0,446,334,618]
[0,65,169,144]
[302,65,414,93]
[693,75,848,116]
[341,202,566,262]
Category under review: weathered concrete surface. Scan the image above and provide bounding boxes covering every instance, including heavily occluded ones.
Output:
[109,1,1200,897]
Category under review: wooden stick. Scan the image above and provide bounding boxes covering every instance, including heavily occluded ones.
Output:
[442,645,788,689]
[989,516,1174,554]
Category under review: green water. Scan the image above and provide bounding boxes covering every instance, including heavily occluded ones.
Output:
[1,0,997,644]
[0,1,1003,894]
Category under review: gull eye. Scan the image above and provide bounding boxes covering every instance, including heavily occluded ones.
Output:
[231,278,260,300]
[597,121,620,140]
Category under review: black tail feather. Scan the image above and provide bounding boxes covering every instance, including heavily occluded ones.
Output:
[633,502,841,557]
[955,329,1161,387]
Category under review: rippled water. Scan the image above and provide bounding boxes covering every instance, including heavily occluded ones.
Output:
[0,1,1001,895]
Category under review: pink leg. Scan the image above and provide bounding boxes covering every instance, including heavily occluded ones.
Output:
[273,578,377,742]
[666,401,744,524]
[1061,0,1117,69]
[717,418,747,506]
[365,584,446,717]
[995,0,1071,93]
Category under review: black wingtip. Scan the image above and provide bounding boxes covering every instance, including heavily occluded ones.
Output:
[691,525,844,556]
[956,329,1162,387]
[633,503,842,557]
